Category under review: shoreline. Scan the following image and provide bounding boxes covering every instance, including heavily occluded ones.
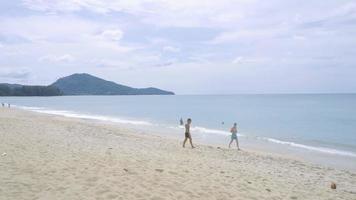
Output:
[1,108,355,199]
[10,105,356,171]
[7,107,331,164]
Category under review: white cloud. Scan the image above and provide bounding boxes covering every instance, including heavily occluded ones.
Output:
[0,68,31,81]
[22,0,108,13]
[22,0,254,27]
[162,46,180,53]
[99,29,124,41]
[210,28,287,44]
[39,54,75,63]
[0,15,135,61]
[292,35,306,41]
[148,38,169,45]
[0,0,355,92]
[232,56,264,65]
[232,57,244,64]
[0,15,99,42]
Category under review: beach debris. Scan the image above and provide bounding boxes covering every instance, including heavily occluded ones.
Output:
[247,181,252,184]
[155,169,164,173]
[290,196,298,199]
[220,171,225,174]
[123,168,129,172]
[1,152,6,156]
[331,182,336,189]
[217,147,221,149]
[266,189,271,192]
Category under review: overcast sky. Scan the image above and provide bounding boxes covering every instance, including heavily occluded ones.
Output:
[0,0,355,94]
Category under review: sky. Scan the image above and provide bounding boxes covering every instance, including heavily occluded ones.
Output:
[0,0,355,94]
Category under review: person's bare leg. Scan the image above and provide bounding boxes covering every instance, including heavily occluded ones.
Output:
[183,138,188,148]
[229,139,233,148]
[236,139,240,150]
[189,137,195,148]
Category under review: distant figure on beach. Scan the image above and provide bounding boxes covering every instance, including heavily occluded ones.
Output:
[183,118,195,148]
[180,118,184,126]
[8,103,10,108]
[229,123,240,150]
[1,103,4,107]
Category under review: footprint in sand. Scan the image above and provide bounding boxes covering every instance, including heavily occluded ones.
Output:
[96,188,110,196]
[86,177,99,182]
[106,194,118,199]
[150,196,165,200]
[168,171,177,175]
[85,177,99,187]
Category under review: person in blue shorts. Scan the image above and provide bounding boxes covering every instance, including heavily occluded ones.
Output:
[229,123,240,150]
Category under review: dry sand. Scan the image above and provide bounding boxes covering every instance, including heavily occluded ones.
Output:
[0,108,355,200]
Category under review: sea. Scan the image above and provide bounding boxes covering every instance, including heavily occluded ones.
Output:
[2,94,356,171]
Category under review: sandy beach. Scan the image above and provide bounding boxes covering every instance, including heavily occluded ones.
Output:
[0,108,355,200]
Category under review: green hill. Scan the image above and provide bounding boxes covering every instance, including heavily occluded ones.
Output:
[51,73,174,95]
[0,73,174,96]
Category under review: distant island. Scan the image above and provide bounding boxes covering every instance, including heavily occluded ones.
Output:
[0,73,174,96]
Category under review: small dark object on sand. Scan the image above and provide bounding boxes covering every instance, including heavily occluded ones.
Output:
[155,169,164,173]
[331,182,336,189]
[217,147,221,149]
[123,168,129,172]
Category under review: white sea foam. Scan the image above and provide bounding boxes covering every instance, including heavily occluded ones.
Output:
[260,137,356,158]
[16,106,153,126]
[193,126,230,135]
[169,125,243,137]
[14,105,356,158]
[13,105,44,110]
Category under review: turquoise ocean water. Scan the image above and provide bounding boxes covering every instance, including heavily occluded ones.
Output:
[2,94,356,170]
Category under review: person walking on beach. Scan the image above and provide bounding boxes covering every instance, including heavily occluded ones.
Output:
[183,118,195,148]
[180,118,184,126]
[229,123,240,150]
